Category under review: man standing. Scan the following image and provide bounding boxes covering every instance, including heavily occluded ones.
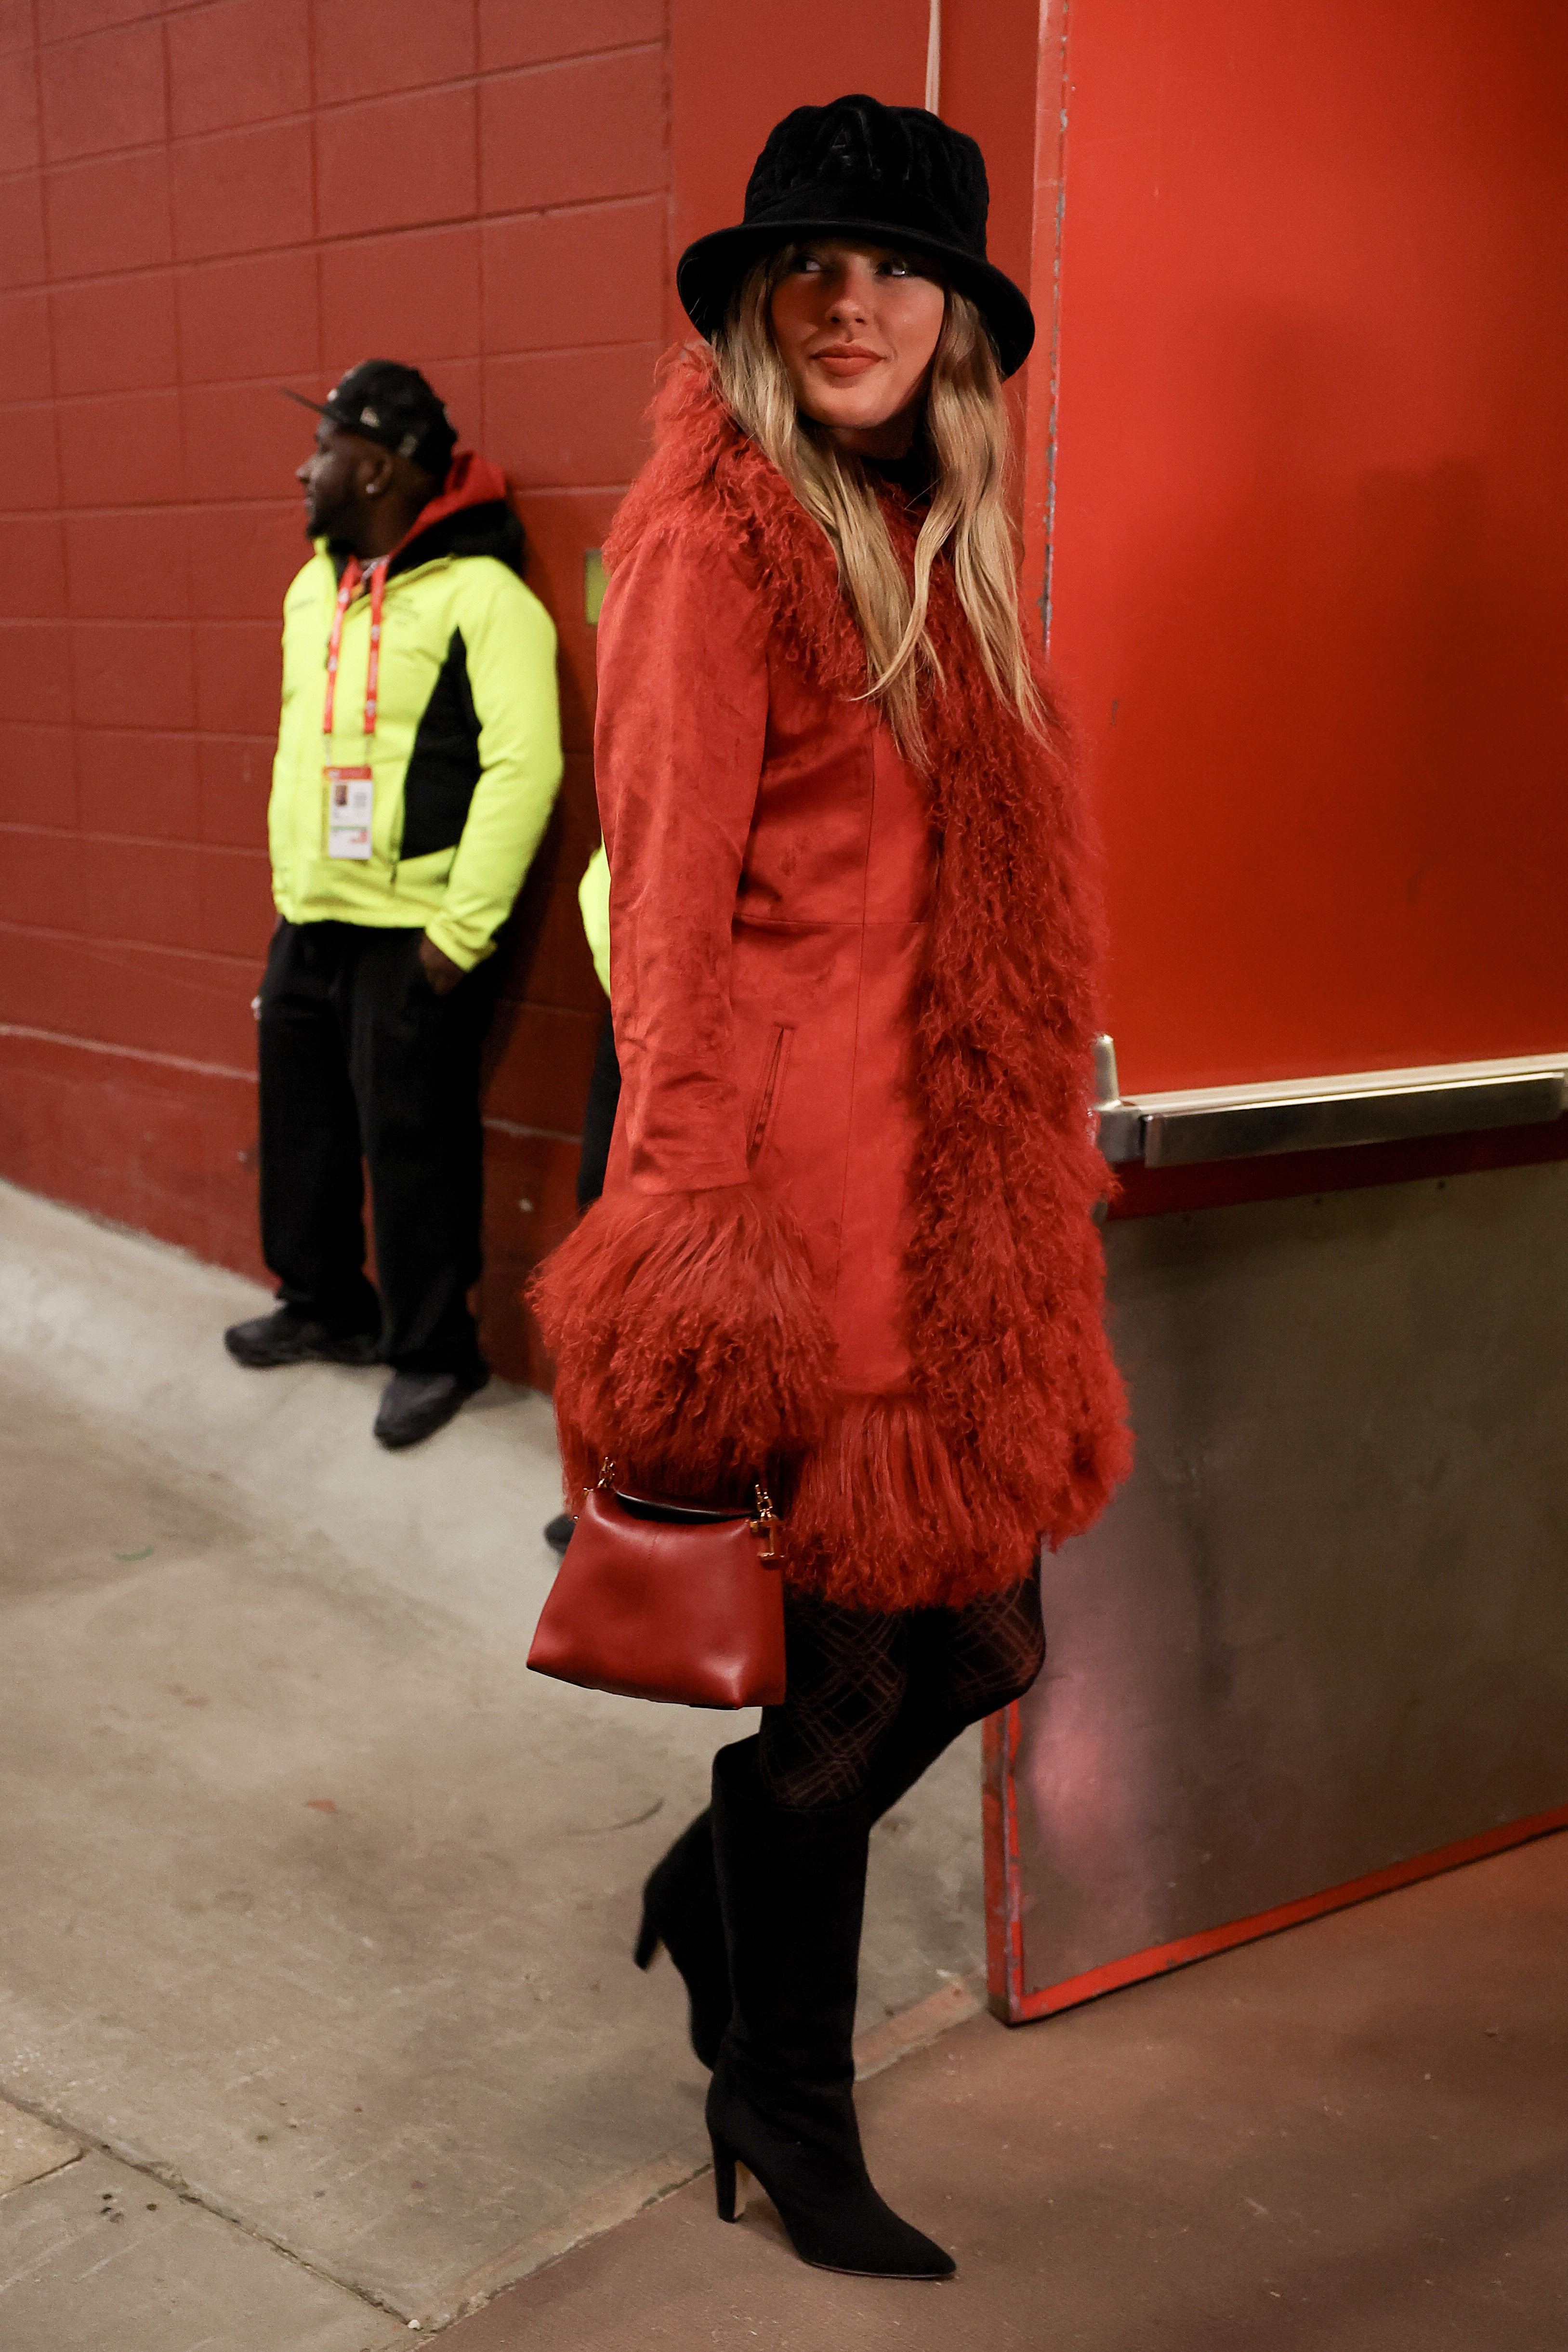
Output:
[224,361,562,1448]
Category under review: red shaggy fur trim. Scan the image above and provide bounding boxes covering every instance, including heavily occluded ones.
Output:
[788,1387,1129,1612]
[530,1183,835,1509]
[568,355,1131,1605]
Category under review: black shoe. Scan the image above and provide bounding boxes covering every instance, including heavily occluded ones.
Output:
[706,1740,955,2280]
[544,1512,576,1556]
[635,1810,730,2069]
[224,1308,380,1369]
[372,1366,488,1450]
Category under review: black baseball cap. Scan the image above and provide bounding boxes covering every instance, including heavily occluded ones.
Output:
[285,360,458,479]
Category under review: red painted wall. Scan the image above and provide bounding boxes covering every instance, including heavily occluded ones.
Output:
[669,0,1038,311]
[0,0,667,1381]
[1041,0,1568,1094]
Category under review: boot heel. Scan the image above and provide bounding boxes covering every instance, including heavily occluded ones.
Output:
[703,1745,957,2279]
[633,1907,659,1972]
[711,2138,746,2223]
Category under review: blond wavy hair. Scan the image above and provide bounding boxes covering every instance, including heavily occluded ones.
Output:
[712,247,1046,760]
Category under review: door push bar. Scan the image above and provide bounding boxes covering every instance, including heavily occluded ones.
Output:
[1092,1039,1568,1169]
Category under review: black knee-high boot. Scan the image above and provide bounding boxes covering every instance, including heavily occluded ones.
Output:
[633,1809,729,2068]
[635,1684,977,2053]
[704,1737,955,2278]
[633,1706,972,2070]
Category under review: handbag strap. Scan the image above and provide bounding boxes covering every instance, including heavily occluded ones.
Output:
[598,1459,782,1560]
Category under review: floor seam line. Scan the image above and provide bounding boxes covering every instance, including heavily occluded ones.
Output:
[0,2083,417,2326]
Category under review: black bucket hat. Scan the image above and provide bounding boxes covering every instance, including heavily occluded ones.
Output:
[284,359,458,480]
[676,93,1035,380]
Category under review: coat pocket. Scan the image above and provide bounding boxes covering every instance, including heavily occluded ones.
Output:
[746,1023,794,1167]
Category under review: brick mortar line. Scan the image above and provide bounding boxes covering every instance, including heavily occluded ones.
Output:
[24,31,662,74]
[6,37,667,180]
[0,917,260,964]
[0,727,277,738]
[16,345,663,404]
[0,187,670,294]
[0,1019,254,1082]
[0,834,268,855]
[0,489,629,502]
[0,486,636,520]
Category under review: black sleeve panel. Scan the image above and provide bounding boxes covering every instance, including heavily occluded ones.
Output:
[400,628,483,860]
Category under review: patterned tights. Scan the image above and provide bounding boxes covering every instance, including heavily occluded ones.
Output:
[756,1567,1046,1811]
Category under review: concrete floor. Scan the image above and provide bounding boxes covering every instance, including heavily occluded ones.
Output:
[5,1177,1564,2347]
[439,1831,1568,2352]
[0,1181,984,2344]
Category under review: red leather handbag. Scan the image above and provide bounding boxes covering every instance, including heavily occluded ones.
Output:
[526,1465,787,1708]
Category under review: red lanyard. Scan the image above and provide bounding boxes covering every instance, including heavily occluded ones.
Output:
[322,556,386,742]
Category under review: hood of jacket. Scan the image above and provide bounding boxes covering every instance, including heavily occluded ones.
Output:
[328,449,525,582]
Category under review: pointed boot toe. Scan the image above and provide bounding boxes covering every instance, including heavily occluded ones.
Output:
[705,1743,955,2279]
[707,2062,954,2278]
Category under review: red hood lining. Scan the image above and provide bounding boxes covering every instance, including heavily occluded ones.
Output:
[390,449,513,561]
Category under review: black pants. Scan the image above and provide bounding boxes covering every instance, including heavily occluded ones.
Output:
[578,1007,621,1209]
[257,919,501,1376]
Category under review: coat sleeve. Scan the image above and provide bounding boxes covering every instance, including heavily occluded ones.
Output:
[596,527,766,1189]
[424,568,563,971]
[530,523,835,1505]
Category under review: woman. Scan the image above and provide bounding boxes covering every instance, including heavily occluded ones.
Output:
[535,94,1128,2279]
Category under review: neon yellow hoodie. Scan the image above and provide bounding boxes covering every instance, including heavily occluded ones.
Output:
[268,453,562,970]
[578,841,611,997]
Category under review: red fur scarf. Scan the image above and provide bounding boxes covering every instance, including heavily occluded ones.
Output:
[533,356,1130,1611]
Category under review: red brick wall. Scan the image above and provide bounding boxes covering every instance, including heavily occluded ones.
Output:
[0,0,667,1383]
[0,0,1054,1387]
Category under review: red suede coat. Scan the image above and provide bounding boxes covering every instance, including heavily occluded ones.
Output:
[535,357,1128,1611]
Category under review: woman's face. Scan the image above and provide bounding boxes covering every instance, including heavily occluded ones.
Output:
[769,240,947,459]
